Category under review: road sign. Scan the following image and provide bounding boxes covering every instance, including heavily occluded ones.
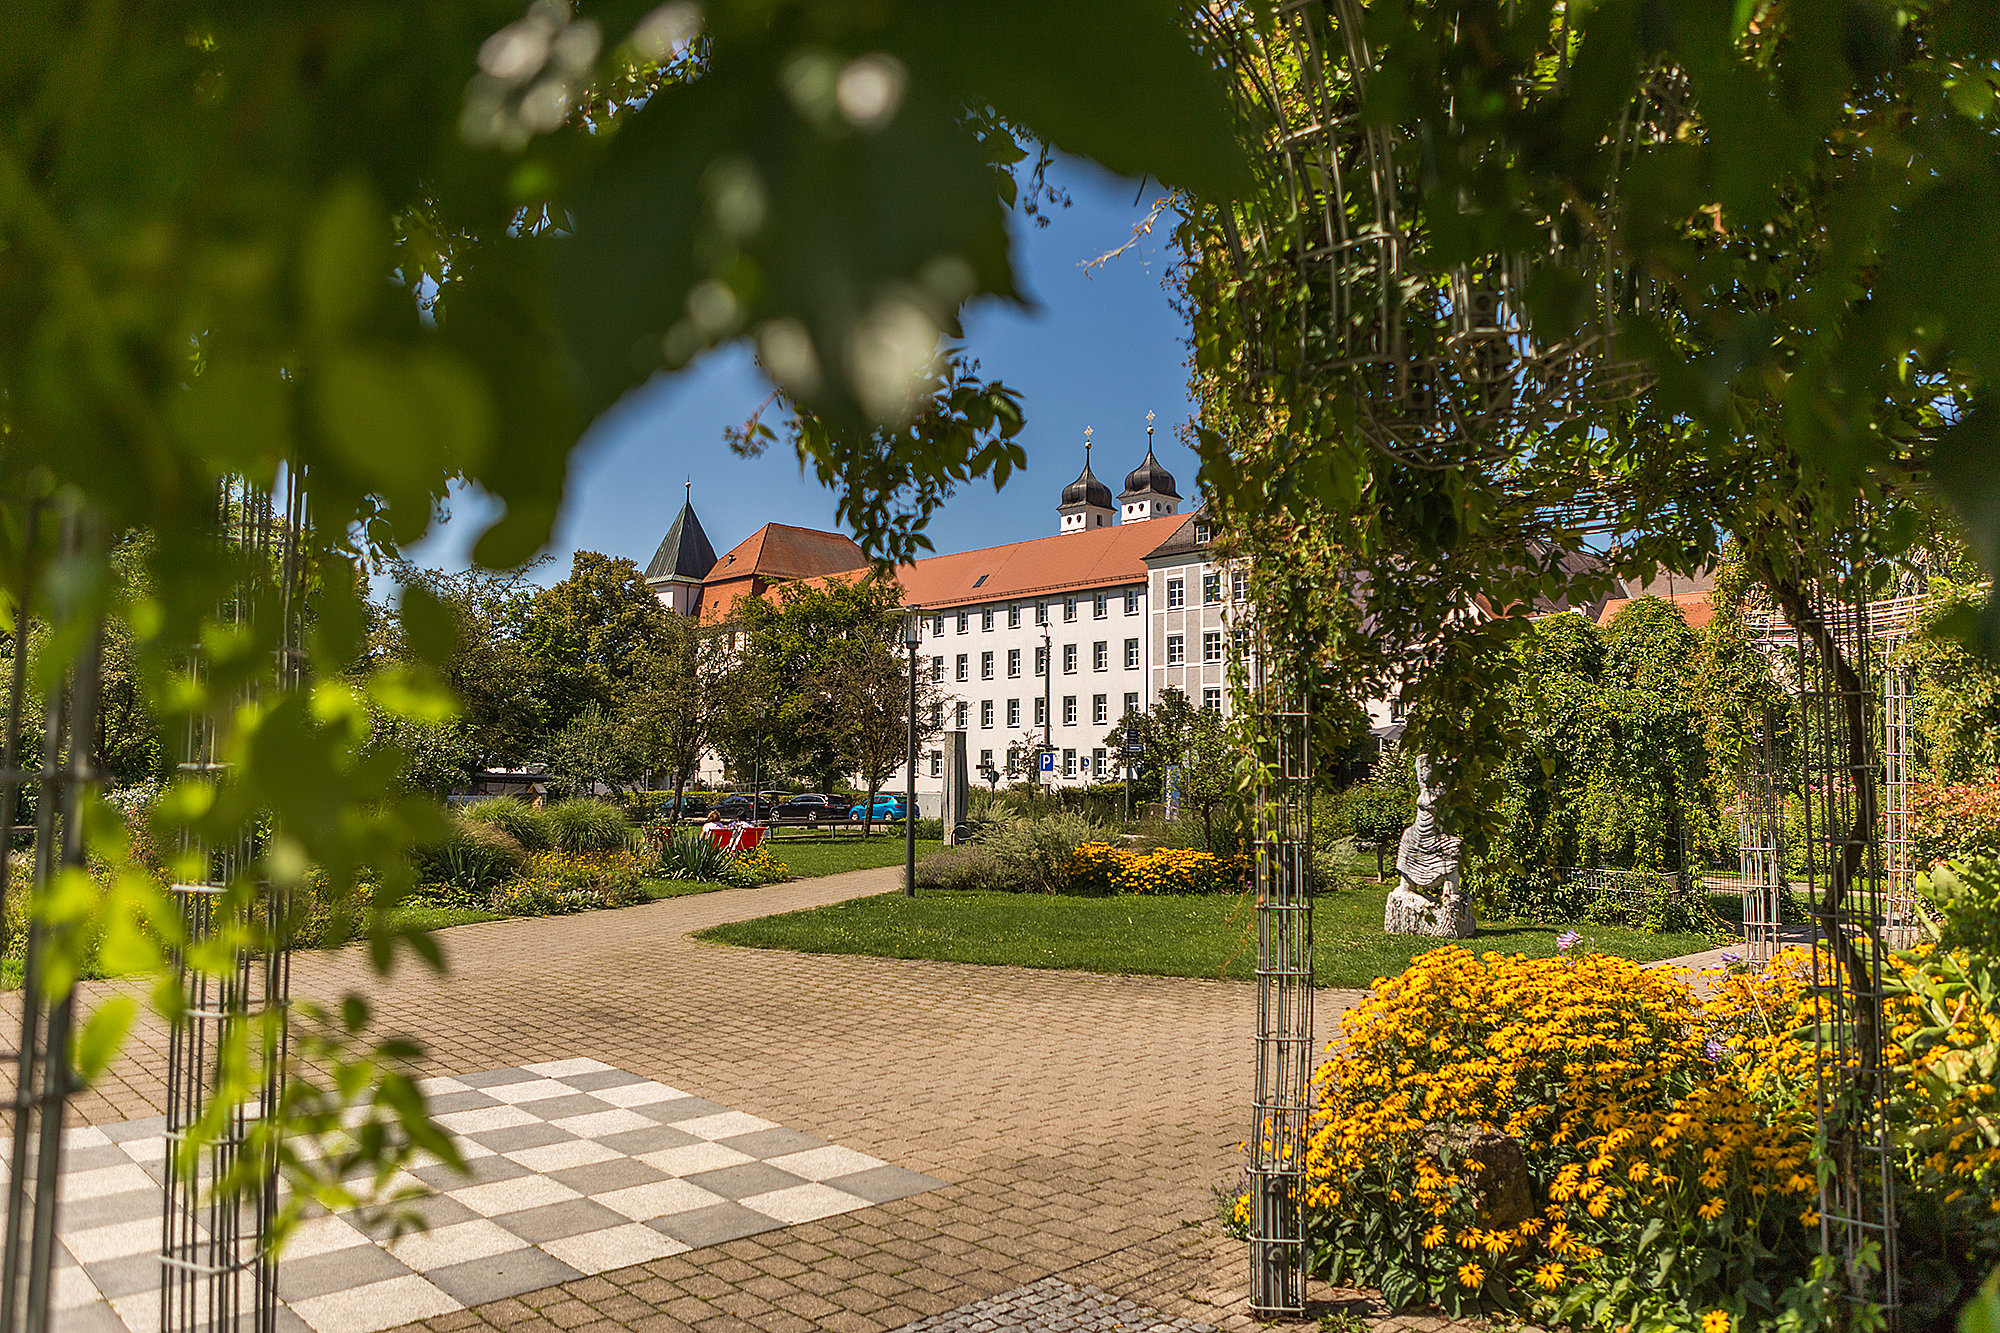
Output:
[1078,755,1091,773]
[1038,751,1055,774]
[1123,740,1145,755]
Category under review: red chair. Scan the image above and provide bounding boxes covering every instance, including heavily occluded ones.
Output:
[707,824,765,852]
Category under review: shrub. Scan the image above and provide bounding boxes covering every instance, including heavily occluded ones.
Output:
[979,812,1114,893]
[647,825,736,882]
[493,849,646,915]
[726,847,790,886]
[1064,842,1248,895]
[1280,946,1823,1328]
[411,820,525,896]
[913,845,1012,892]
[1909,775,2000,865]
[542,798,631,853]
[464,796,554,852]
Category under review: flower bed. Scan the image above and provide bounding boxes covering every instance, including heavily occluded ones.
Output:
[1064,842,1249,895]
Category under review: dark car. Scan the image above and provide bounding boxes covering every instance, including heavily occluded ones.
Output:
[664,794,708,820]
[772,793,850,822]
[710,792,776,822]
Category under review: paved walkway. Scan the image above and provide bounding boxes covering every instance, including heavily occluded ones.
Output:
[13,870,1372,1332]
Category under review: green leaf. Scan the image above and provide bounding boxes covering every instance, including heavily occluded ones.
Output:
[303,177,392,341]
[73,997,137,1086]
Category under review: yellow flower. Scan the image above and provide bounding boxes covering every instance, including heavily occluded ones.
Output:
[1533,1262,1565,1291]
[1702,1311,1731,1333]
[1698,1197,1726,1221]
[1421,1225,1446,1249]
[1457,1262,1484,1289]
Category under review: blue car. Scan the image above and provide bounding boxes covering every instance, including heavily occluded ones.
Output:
[849,797,907,822]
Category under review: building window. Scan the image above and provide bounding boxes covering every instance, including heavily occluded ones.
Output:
[1166,578,1185,609]
[1093,694,1108,725]
[1063,749,1077,777]
[1194,520,1212,544]
[1007,648,1021,677]
[1062,696,1077,726]
[1035,645,1048,676]
[930,655,944,683]
[1124,638,1139,669]
[1203,631,1222,663]
[1203,687,1223,713]
[931,614,944,636]
[1007,698,1020,727]
[1062,643,1077,674]
[1233,571,1248,602]
[1125,589,1140,615]
[1093,747,1107,775]
[956,654,969,682]
[981,700,994,728]
[981,651,994,680]
[957,611,969,633]
[1035,602,1048,626]
[1008,605,1021,629]
[1093,641,1108,671]
[955,702,969,729]
[930,702,943,728]
[1064,598,1077,622]
[1203,572,1221,604]
[1233,627,1251,656]
[1124,692,1139,717]
[1391,696,1408,721]
[1167,634,1185,665]
[1034,697,1047,726]
[928,751,942,777]
[1094,593,1107,619]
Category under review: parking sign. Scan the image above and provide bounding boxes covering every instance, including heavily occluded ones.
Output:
[1039,750,1055,774]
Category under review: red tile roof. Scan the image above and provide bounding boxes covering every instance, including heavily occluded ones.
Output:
[885,515,1186,611]
[1596,589,1718,631]
[703,523,868,583]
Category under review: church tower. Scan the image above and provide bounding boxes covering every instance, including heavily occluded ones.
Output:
[1119,415,1180,522]
[643,483,719,617]
[1058,428,1115,534]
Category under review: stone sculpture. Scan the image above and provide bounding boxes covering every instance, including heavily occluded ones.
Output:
[1383,754,1476,938]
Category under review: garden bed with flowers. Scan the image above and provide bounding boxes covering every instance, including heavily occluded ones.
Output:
[1248,857,2000,1332]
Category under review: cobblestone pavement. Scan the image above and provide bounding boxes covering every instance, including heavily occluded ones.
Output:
[7,868,1371,1332]
[886,1276,1213,1331]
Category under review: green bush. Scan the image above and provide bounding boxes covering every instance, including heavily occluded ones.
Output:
[411,820,525,895]
[464,796,554,852]
[648,825,735,882]
[543,798,631,853]
[979,812,1114,893]
[913,844,1014,892]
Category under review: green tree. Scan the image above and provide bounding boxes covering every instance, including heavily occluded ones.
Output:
[520,552,673,735]
[618,619,727,816]
[1346,760,1417,883]
[546,703,646,799]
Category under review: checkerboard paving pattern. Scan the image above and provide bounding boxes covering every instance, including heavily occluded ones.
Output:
[48,1059,942,1333]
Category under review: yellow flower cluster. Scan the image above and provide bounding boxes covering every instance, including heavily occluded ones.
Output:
[728,846,791,886]
[1282,946,1820,1326]
[1065,842,1249,895]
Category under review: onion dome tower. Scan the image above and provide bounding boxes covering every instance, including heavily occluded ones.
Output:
[1058,427,1115,533]
[1119,413,1181,522]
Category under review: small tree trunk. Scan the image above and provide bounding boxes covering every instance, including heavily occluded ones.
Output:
[1377,844,1386,882]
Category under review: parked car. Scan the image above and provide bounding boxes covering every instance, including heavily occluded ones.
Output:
[772,794,850,822]
[710,792,776,822]
[849,796,907,822]
[663,794,709,819]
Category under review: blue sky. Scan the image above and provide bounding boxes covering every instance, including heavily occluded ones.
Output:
[413,156,1200,579]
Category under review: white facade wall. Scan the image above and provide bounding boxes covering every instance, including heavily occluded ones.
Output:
[900,582,1151,795]
[1148,545,1249,720]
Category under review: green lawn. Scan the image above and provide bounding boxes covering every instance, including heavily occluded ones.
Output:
[696,882,1720,989]
[758,836,944,881]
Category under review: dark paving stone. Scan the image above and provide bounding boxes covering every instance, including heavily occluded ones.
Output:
[647,1201,782,1250]
[559,1068,649,1093]
[59,1188,162,1232]
[81,1252,163,1300]
[60,1144,136,1173]
[715,1127,828,1159]
[595,1124,699,1157]
[491,1198,630,1245]
[411,1155,530,1190]
[517,1093,612,1121]
[636,1096,727,1125]
[463,1122,576,1153]
[455,1068,541,1090]
[547,1157,670,1197]
[353,1191,480,1235]
[95,1117,167,1145]
[681,1162,810,1202]
[422,1090,503,1115]
[273,1238,413,1301]
[424,1246,584,1307]
[824,1164,944,1204]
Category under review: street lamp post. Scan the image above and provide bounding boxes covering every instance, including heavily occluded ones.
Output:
[904,607,922,899]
